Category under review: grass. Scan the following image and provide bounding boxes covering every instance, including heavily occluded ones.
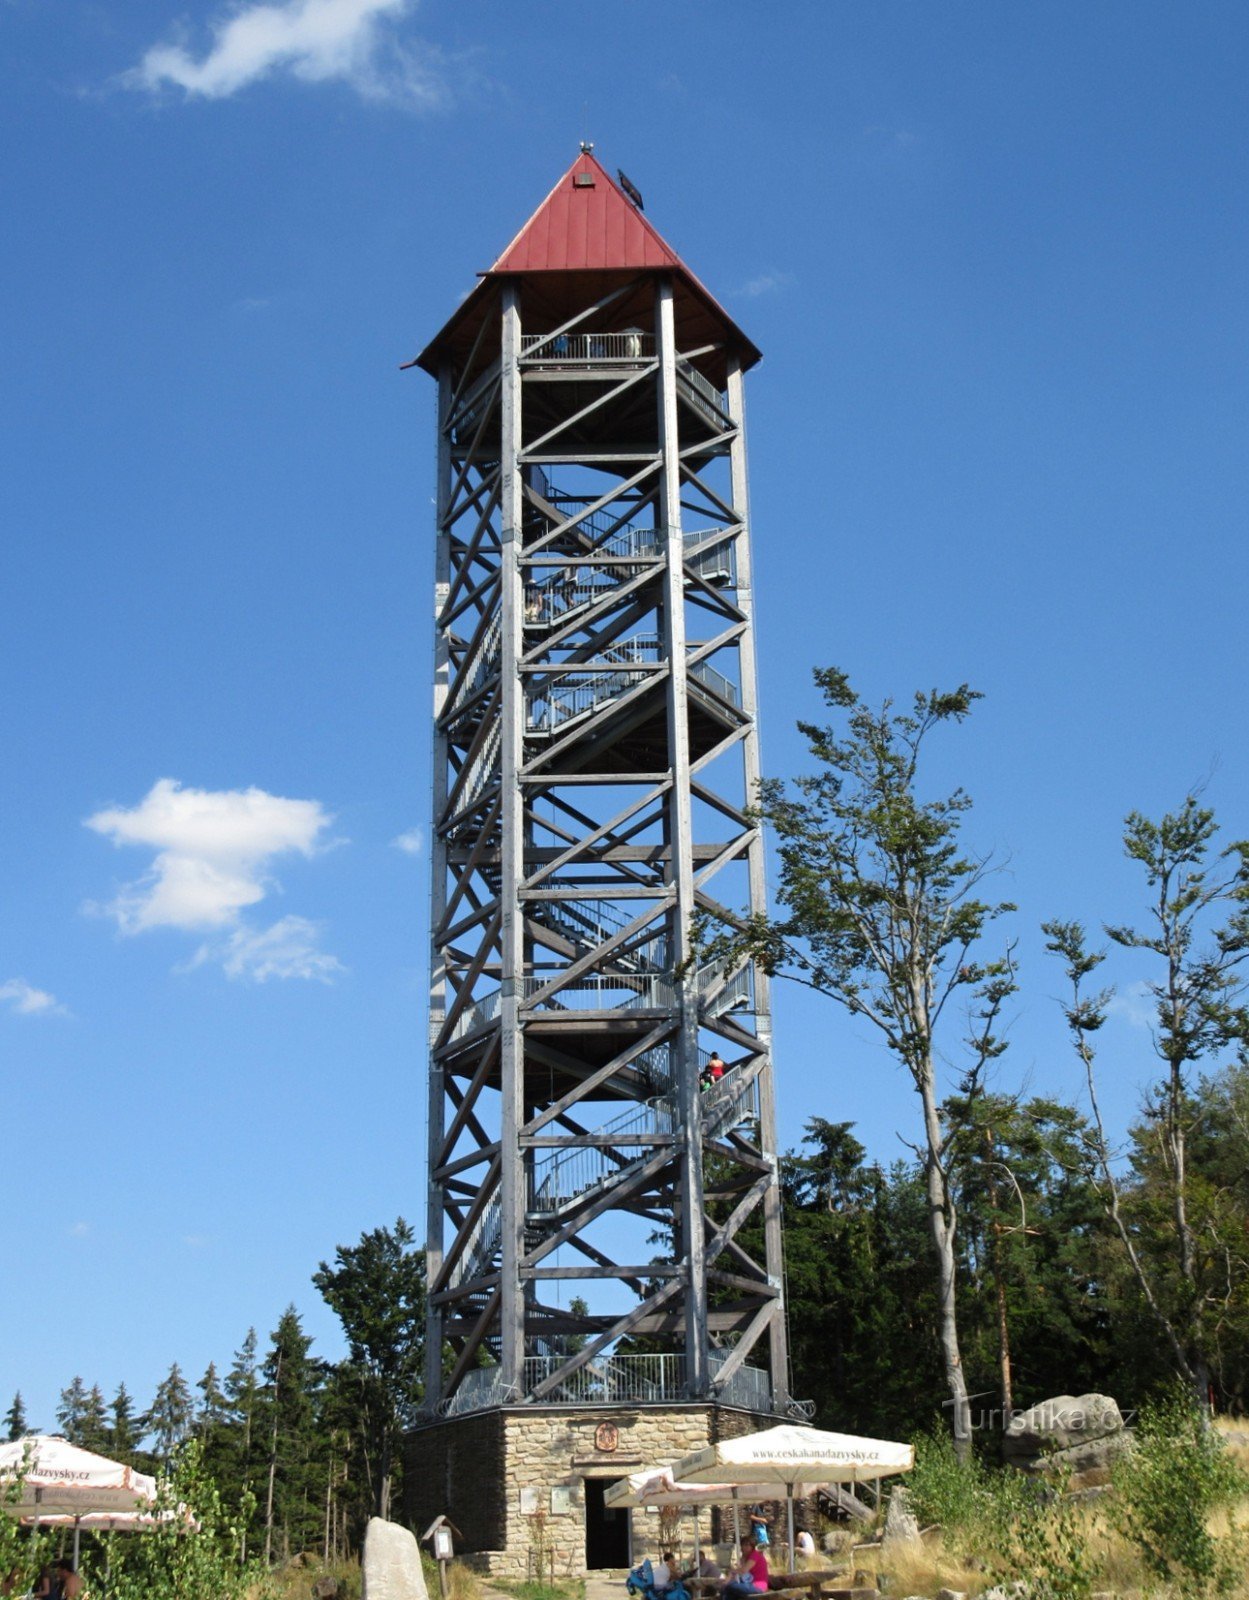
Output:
[490,1580,584,1600]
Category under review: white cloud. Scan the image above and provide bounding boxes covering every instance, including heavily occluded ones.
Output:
[69,1221,91,1239]
[391,826,423,856]
[86,779,342,981]
[1107,980,1155,1031]
[86,778,333,933]
[214,915,346,984]
[734,269,794,300]
[125,0,447,106]
[0,978,64,1017]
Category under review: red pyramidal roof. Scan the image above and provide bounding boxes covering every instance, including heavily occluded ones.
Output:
[490,150,685,274]
[416,151,760,379]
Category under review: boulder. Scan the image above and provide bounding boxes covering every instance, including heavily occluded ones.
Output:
[880,1487,921,1552]
[1003,1395,1124,1459]
[362,1517,429,1600]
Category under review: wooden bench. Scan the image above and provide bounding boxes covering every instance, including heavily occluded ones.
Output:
[767,1570,849,1598]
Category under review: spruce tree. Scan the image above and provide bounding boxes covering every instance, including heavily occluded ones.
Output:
[222,1330,261,1559]
[144,1364,194,1471]
[109,1384,140,1461]
[80,1385,108,1452]
[57,1377,89,1442]
[4,1392,27,1441]
[260,1308,319,1564]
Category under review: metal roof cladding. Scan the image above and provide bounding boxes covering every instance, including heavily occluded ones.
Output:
[490,149,683,274]
[414,150,760,379]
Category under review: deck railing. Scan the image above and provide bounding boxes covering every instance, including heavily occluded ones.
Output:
[521,330,653,362]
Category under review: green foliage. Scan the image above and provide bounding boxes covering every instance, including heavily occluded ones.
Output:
[3,1393,26,1442]
[906,1430,995,1534]
[1110,1385,1248,1592]
[313,1216,426,1522]
[907,1435,1093,1600]
[0,1456,53,1596]
[95,1440,268,1600]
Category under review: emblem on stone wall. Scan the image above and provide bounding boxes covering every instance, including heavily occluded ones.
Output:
[594,1422,619,1453]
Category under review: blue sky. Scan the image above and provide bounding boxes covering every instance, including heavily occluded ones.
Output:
[4,0,1248,1433]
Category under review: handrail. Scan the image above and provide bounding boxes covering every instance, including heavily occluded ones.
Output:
[521,330,654,363]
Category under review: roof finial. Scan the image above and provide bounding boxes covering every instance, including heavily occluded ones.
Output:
[579,139,594,155]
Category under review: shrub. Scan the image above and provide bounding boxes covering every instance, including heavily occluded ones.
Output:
[1111,1384,1248,1593]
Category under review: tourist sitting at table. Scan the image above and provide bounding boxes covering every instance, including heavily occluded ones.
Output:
[721,1536,768,1597]
[795,1529,815,1567]
[652,1552,676,1594]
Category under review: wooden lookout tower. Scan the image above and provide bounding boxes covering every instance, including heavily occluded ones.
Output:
[407,150,804,1572]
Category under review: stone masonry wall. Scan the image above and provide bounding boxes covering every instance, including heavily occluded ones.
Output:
[405,1405,772,1580]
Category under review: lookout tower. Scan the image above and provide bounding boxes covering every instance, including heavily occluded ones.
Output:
[407,151,801,1573]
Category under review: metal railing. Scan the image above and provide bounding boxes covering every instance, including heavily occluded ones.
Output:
[522,330,654,363]
[523,969,678,1014]
[528,1096,675,1213]
[517,1349,774,1409]
[451,958,754,1043]
[527,635,738,734]
[447,983,502,1044]
[458,611,502,703]
[536,896,670,975]
[448,1189,503,1288]
[448,719,501,825]
[711,1353,773,1413]
[695,959,755,1018]
[438,1365,519,1417]
[676,359,732,429]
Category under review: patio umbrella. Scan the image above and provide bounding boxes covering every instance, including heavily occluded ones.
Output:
[671,1423,913,1564]
[605,1467,748,1565]
[0,1436,159,1567]
[23,1509,197,1533]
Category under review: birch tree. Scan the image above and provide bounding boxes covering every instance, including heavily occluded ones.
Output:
[1045,797,1249,1404]
[702,668,1015,1461]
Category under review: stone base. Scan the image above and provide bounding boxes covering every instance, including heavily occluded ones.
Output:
[403,1403,774,1579]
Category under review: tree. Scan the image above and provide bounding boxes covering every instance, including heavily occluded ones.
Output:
[219,1330,261,1560]
[701,669,1015,1460]
[1046,798,1249,1404]
[771,1121,939,1435]
[56,1377,89,1443]
[4,1393,27,1441]
[313,1217,425,1521]
[144,1363,194,1471]
[109,1384,140,1462]
[80,1385,109,1452]
[259,1307,320,1564]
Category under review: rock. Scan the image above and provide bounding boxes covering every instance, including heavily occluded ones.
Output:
[312,1581,341,1600]
[362,1517,429,1600]
[1016,1430,1133,1489]
[881,1487,921,1551]
[934,1589,967,1599]
[1221,1428,1249,1449]
[1003,1394,1125,1458]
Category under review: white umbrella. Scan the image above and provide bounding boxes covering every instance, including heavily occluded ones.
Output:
[672,1423,914,1565]
[0,1436,159,1567]
[22,1509,197,1533]
[605,1467,749,1567]
[604,1468,740,1509]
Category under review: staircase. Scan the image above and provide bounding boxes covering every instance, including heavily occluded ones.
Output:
[446,1060,758,1291]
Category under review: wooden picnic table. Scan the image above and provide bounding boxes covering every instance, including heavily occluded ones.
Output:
[767,1570,851,1598]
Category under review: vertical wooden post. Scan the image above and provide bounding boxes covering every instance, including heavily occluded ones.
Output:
[498,283,526,1392]
[656,275,708,1395]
